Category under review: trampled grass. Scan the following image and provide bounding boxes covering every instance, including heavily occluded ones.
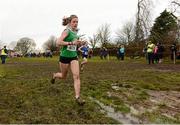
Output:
[0,56,179,124]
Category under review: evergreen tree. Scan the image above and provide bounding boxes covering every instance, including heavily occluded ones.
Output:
[150,10,178,45]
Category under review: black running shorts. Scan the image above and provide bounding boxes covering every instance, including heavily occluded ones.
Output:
[59,56,78,64]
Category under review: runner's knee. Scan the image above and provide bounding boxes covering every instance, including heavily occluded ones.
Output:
[73,74,80,80]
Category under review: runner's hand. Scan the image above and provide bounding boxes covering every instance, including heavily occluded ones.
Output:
[72,40,82,45]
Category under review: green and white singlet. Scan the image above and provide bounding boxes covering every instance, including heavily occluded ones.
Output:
[60,28,79,58]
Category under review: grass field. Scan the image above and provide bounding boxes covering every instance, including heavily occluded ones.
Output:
[0,56,180,124]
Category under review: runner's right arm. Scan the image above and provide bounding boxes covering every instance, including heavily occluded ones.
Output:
[57,31,82,46]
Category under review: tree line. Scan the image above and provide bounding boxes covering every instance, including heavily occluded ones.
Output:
[0,0,179,56]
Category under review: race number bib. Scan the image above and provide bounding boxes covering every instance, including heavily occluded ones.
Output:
[67,45,77,51]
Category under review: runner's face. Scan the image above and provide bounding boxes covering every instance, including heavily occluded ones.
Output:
[70,18,78,30]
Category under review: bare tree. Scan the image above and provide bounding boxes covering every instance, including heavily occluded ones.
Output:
[169,0,180,43]
[178,19,180,43]
[135,0,153,43]
[170,0,180,14]
[172,0,180,7]
[0,41,3,48]
[88,34,99,49]
[0,40,5,48]
[172,0,180,6]
[15,37,36,56]
[97,23,111,47]
[43,35,57,52]
[8,41,17,50]
[115,21,135,45]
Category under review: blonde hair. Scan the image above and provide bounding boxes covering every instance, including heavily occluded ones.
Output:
[62,15,78,26]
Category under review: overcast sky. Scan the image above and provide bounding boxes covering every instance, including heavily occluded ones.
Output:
[0,0,174,49]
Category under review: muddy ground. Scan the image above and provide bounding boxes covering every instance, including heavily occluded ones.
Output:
[0,57,179,123]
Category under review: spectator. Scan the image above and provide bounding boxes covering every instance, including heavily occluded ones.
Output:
[0,46,8,64]
[147,41,155,64]
[157,42,164,63]
[170,43,177,61]
[100,47,104,59]
[88,48,93,59]
[119,45,125,60]
[153,44,159,64]
[103,47,108,59]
